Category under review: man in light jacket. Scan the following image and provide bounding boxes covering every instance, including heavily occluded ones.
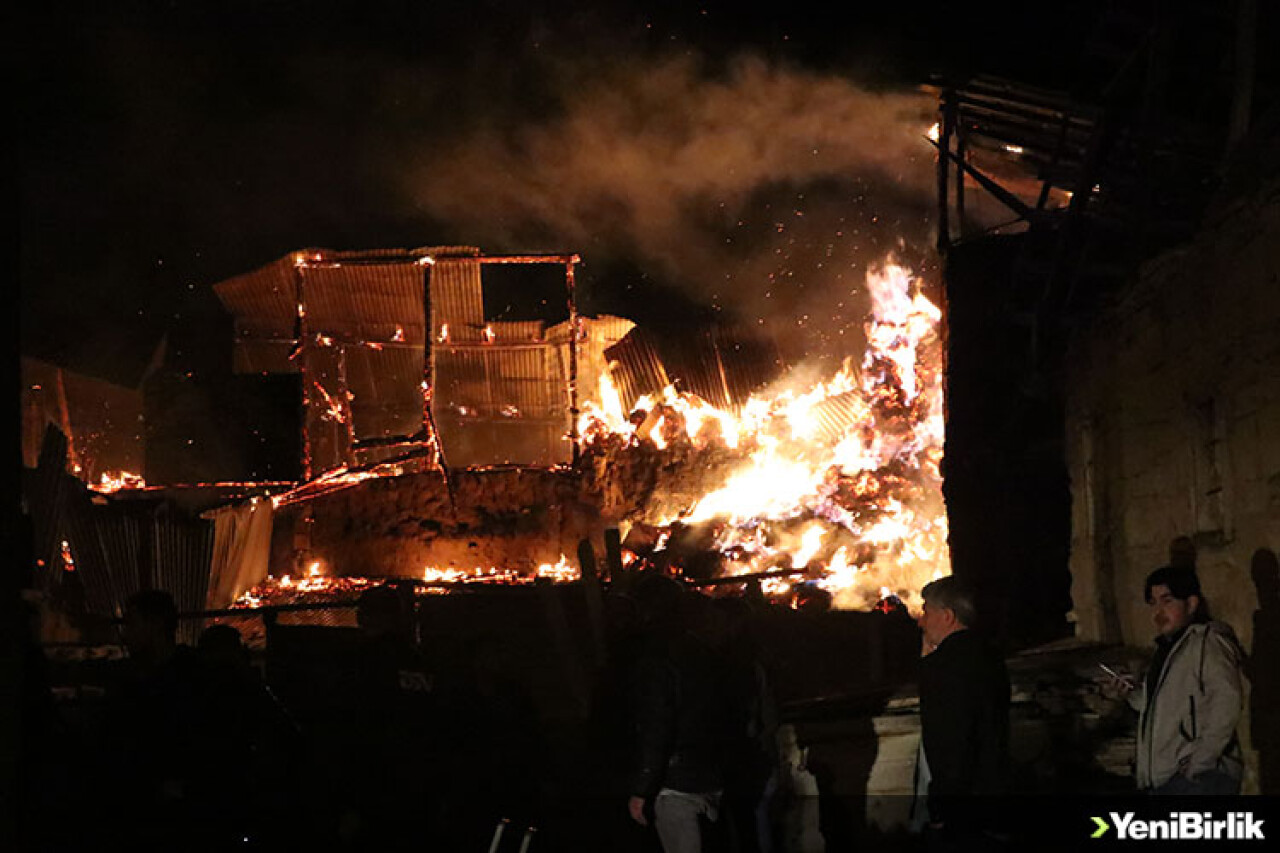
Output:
[1114,566,1244,794]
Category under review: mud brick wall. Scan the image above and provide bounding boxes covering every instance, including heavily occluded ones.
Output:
[277,468,598,576]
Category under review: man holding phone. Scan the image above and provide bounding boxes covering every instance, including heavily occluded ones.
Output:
[1105,565,1245,794]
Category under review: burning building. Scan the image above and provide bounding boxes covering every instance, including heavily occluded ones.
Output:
[203,245,951,614]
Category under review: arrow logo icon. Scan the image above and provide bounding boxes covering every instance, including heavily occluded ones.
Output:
[1091,816,1110,838]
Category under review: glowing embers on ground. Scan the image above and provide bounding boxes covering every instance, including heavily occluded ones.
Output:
[578,258,950,611]
[232,555,581,609]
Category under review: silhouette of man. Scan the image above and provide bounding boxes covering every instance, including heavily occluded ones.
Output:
[914,576,1009,849]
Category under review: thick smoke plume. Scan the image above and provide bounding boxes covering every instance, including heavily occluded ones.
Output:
[405,53,939,361]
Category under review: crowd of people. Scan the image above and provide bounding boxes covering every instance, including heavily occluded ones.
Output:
[17,554,1257,852]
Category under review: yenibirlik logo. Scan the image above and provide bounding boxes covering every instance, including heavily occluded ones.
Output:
[1090,812,1265,841]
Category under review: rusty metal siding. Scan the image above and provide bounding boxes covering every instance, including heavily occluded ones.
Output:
[213,256,298,336]
[299,263,426,343]
[345,345,426,440]
[152,514,216,643]
[432,344,570,466]
[489,320,545,341]
[604,328,671,410]
[429,257,484,342]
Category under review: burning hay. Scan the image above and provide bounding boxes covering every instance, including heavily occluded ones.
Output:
[579,258,948,610]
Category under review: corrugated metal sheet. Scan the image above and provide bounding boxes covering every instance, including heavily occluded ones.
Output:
[601,325,781,413]
[490,320,545,341]
[152,513,216,644]
[433,344,570,466]
[434,346,562,417]
[26,455,217,642]
[213,255,298,336]
[429,256,484,342]
[604,328,671,411]
[299,263,426,344]
[344,345,426,440]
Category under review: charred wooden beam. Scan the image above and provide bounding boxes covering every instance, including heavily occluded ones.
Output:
[928,137,1047,228]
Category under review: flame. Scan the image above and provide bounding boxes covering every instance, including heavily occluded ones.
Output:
[578,258,950,611]
[93,470,147,493]
[536,554,579,582]
[926,122,941,142]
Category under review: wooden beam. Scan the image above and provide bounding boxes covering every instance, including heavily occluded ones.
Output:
[927,137,1044,227]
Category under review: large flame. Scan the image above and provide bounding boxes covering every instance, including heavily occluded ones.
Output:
[579,258,949,611]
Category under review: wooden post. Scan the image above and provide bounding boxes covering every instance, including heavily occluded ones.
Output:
[603,527,625,583]
[578,538,607,667]
[566,261,581,465]
[936,90,954,252]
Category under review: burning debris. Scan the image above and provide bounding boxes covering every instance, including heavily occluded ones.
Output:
[579,259,948,610]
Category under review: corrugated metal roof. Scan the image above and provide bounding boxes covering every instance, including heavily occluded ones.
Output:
[213,255,298,335]
[216,247,483,373]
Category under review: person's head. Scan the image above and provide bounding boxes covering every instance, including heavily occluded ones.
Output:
[918,576,977,647]
[356,585,407,638]
[123,589,178,660]
[1143,565,1207,637]
[198,623,248,669]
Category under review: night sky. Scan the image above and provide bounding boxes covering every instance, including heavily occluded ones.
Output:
[20,1,1116,389]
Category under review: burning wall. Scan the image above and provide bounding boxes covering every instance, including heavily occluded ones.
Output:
[21,357,144,486]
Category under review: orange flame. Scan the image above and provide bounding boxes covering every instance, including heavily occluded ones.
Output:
[579,258,950,611]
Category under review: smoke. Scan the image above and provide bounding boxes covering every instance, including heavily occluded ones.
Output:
[402,52,940,361]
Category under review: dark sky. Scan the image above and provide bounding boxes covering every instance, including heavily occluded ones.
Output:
[19,1,1113,387]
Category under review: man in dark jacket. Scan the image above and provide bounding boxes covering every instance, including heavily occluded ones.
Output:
[628,581,733,853]
[914,576,1010,846]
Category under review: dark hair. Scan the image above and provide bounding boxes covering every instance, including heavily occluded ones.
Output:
[126,589,178,637]
[921,576,978,627]
[1143,565,1210,620]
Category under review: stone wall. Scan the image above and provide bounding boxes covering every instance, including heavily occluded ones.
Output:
[1064,171,1280,649]
[1063,158,1280,790]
